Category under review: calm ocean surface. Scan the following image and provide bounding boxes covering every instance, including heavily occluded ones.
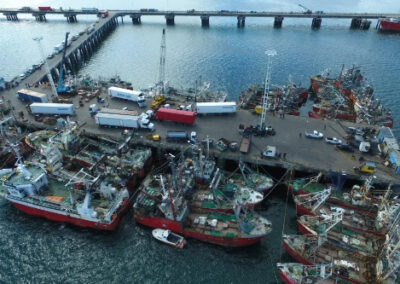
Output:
[0,1,400,283]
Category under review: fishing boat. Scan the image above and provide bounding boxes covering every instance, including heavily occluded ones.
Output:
[277,263,342,284]
[190,169,263,213]
[133,157,272,247]
[239,160,274,193]
[152,228,186,249]
[0,145,130,230]
[282,234,377,284]
[289,175,381,215]
[377,18,400,32]
[24,126,152,191]
[297,213,384,259]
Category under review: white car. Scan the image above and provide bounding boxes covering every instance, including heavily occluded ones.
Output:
[325,137,342,145]
[262,146,277,159]
[305,130,324,139]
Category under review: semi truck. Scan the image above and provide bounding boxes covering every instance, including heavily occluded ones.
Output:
[38,6,52,11]
[95,113,154,131]
[108,87,146,107]
[17,89,49,103]
[30,103,75,116]
[155,108,195,125]
[166,131,197,143]
[195,102,237,115]
[82,8,99,13]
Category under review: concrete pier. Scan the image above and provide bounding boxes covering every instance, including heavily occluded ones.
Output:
[237,15,245,28]
[165,14,175,25]
[201,15,210,27]
[64,14,77,23]
[131,14,141,24]
[4,12,18,21]
[312,17,322,29]
[274,16,284,28]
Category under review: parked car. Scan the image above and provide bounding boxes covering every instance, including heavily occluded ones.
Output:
[325,137,342,145]
[305,130,324,139]
[262,146,277,159]
[336,144,355,152]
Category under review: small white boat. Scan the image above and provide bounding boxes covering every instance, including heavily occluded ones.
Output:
[152,229,186,249]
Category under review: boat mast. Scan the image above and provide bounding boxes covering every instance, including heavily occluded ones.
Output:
[158,29,166,93]
[260,49,277,131]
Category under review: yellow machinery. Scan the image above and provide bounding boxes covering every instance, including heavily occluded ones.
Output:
[151,95,165,109]
[254,105,262,115]
[146,133,160,141]
[354,161,376,174]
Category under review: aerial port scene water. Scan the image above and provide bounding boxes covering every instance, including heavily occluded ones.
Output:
[1,0,400,283]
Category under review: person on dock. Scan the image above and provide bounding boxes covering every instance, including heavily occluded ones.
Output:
[299,132,302,138]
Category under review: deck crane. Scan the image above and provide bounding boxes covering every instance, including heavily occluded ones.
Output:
[33,36,58,98]
[259,49,277,132]
[57,32,70,94]
[298,4,312,14]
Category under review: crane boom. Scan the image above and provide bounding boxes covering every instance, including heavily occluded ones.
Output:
[298,4,312,14]
[57,32,70,93]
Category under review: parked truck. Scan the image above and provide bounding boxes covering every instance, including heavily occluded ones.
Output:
[81,8,99,13]
[195,102,237,115]
[17,89,49,103]
[166,131,189,142]
[239,136,251,154]
[155,108,195,125]
[108,87,146,107]
[30,103,75,116]
[99,108,138,116]
[38,6,52,11]
[95,113,154,131]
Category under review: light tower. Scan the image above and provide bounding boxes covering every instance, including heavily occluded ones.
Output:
[260,49,277,131]
[33,36,58,98]
[158,28,166,93]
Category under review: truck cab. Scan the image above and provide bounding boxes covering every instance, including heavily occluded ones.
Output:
[139,118,154,131]
[190,131,197,144]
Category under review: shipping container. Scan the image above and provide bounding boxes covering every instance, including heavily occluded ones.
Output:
[196,102,237,115]
[38,6,52,11]
[166,131,188,142]
[81,8,99,13]
[95,113,154,131]
[99,108,139,116]
[17,89,49,103]
[108,87,146,107]
[30,103,75,115]
[155,108,195,125]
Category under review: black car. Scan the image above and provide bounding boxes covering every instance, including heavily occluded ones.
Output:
[336,144,354,152]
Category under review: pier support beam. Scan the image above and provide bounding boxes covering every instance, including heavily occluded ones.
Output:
[201,15,210,27]
[274,16,284,28]
[237,15,245,28]
[312,17,322,29]
[360,19,371,30]
[350,17,362,29]
[65,14,77,23]
[165,14,175,25]
[4,13,18,21]
[33,13,46,22]
[130,14,141,24]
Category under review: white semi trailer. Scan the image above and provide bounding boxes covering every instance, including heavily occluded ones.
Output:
[30,103,75,115]
[108,87,146,107]
[95,113,154,131]
[195,102,237,115]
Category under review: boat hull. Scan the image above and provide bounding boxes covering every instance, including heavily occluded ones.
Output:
[297,219,315,235]
[295,203,314,216]
[277,269,299,284]
[378,19,400,32]
[9,198,129,231]
[134,213,264,247]
[282,238,365,284]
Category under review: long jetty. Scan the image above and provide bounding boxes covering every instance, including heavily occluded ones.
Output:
[2,8,400,29]
[2,9,400,187]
